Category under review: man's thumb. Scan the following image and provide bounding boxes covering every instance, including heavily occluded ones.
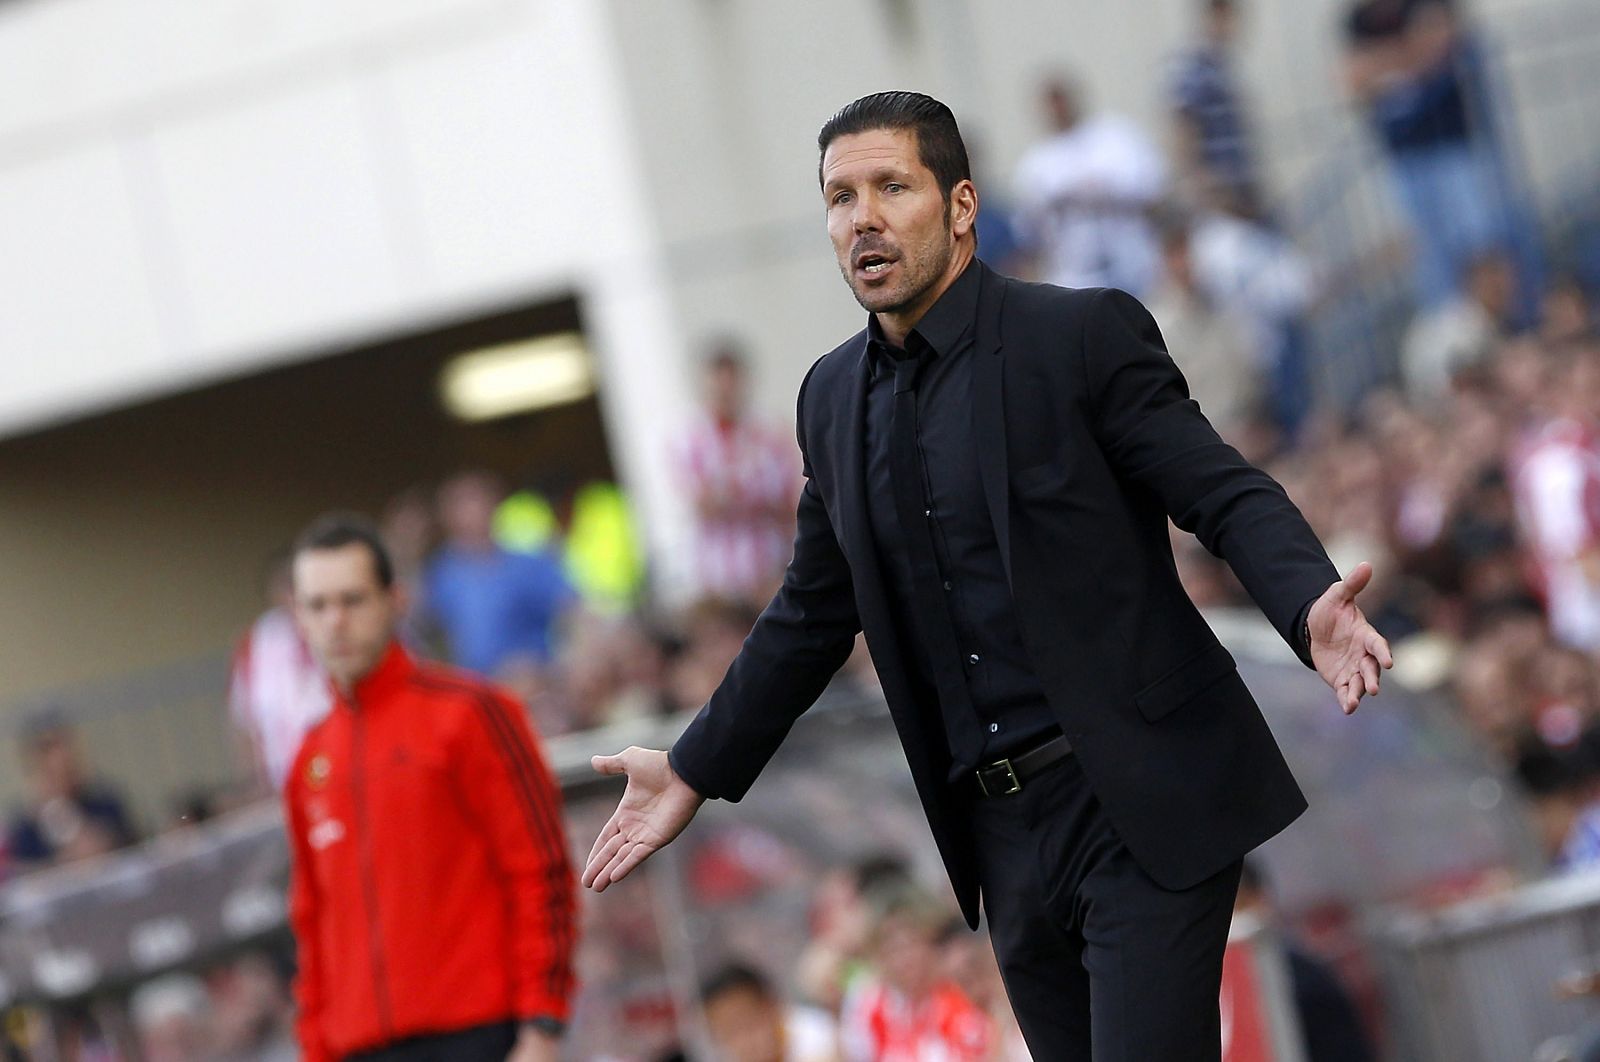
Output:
[1340,561,1373,600]
[592,753,626,776]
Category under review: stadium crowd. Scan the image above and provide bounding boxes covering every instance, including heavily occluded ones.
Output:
[5,0,1600,1058]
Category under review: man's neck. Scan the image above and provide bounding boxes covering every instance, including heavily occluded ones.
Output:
[873,245,975,349]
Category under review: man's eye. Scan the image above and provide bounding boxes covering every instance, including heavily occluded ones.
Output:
[831,191,852,206]
[885,183,904,193]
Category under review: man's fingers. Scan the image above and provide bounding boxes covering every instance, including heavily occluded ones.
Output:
[1360,655,1381,696]
[1368,629,1394,669]
[595,839,647,893]
[585,805,626,866]
[610,842,656,884]
[583,828,628,888]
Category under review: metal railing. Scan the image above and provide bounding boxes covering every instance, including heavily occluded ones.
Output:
[1372,871,1600,1061]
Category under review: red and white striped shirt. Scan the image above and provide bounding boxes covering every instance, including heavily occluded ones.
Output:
[840,980,992,1062]
[677,413,801,601]
[1510,415,1600,649]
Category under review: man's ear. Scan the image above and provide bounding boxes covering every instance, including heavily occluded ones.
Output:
[949,179,979,238]
[388,581,411,619]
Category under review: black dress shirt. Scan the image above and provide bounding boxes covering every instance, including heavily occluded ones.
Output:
[863,262,1060,778]
[861,263,1321,780]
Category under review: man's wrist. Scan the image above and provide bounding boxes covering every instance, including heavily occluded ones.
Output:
[521,1015,566,1038]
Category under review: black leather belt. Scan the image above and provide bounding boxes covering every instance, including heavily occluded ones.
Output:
[973,732,1073,798]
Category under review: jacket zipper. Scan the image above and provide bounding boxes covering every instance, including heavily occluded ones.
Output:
[350,700,396,1040]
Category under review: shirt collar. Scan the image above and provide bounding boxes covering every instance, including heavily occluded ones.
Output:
[335,640,416,708]
[866,259,981,378]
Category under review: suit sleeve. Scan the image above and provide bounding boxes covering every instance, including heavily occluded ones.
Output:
[285,764,332,1062]
[1081,287,1339,668]
[670,364,864,801]
[457,693,577,1022]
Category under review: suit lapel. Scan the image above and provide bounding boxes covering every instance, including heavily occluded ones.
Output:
[972,265,1013,587]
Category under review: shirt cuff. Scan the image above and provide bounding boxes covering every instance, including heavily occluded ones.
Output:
[1292,595,1318,670]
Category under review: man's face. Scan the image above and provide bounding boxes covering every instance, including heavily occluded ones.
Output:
[293,544,398,690]
[874,915,940,1000]
[27,731,80,799]
[822,128,964,318]
[439,476,499,546]
[703,986,784,1062]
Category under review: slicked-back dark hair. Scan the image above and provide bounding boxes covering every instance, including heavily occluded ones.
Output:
[817,91,972,199]
[293,512,395,589]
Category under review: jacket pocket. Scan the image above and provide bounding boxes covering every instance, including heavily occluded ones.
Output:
[1134,642,1238,722]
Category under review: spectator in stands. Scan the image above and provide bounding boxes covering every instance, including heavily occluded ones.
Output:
[378,485,442,656]
[1542,275,1595,350]
[561,612,671,732]
[131,974,215,1062]
[228,549,330,794]
[700,963,838,1062]
[287,514,575,1062]
[1188,187,1320,436]
[1012,74,1167,296]
[936,920,1028,1062]
[1145,218,1263,441]
[1342,0,1527,310]
[797,857,914,1013]
[1233,861,1376,1062]
[423,470,577,677]
[1168,0,1261,211]
[678,342,801,604]
[1401,249,1519,405]
[838,886,991,1062]
[209,951,297,1062]
[5,711,136,872]
[665,597,765,714]
[1514,735,1600,869]
[1509,344,1600,650]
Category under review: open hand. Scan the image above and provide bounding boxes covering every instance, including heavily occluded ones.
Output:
[1307,561,1394,715]
[582,747,705,892]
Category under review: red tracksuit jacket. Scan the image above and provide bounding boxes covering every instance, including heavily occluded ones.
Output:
[285,643,576,1060]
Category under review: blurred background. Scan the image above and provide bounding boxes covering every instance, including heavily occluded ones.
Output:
[2,0,1600,1058]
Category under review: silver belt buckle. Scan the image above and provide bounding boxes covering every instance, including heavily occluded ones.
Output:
[978,758,1023,797]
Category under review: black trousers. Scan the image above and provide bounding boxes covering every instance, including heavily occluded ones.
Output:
[971,752,1243,1061]
[343,1021,517,1062]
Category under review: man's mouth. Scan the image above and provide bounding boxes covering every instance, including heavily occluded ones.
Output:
[856,252,897,276]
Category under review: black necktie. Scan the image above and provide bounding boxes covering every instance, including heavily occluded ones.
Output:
[889,353,929,551]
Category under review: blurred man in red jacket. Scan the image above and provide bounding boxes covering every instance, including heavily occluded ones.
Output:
[284,514,576,1062]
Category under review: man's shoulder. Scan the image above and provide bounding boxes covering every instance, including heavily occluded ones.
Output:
[995,274,1107,333]
[407,659,503,705]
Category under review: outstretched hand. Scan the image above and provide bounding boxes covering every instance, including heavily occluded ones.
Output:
[1307,561,1394,715]
[582,747,705,893]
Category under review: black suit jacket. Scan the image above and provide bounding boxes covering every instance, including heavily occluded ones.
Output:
[670,262,1340,927]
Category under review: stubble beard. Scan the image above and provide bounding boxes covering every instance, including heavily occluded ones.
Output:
[841,216,956,317]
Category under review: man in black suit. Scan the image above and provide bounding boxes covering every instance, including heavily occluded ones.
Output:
[582,92,1392,1059]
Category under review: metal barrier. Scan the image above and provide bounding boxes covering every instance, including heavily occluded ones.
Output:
[0,674,1329,1060]
[1372,872,1600,1062]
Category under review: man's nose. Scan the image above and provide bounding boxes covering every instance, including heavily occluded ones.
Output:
[852,194,883,233]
